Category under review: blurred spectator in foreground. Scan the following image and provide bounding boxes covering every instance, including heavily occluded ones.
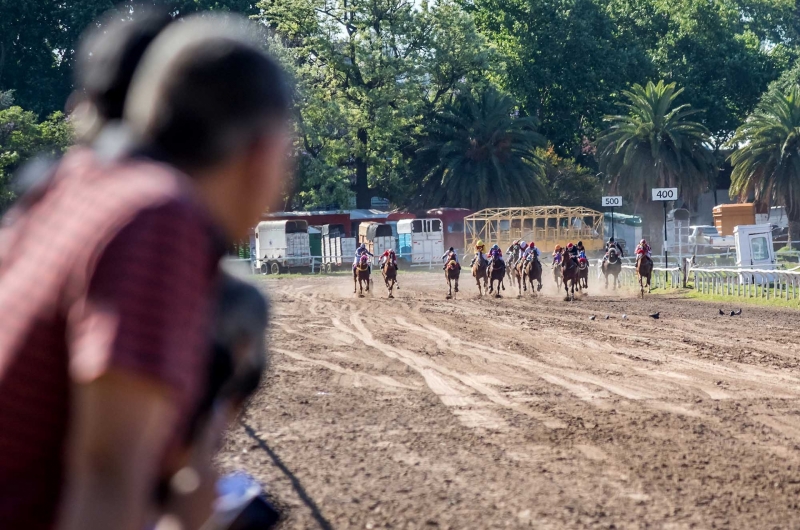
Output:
[0,13,290,530]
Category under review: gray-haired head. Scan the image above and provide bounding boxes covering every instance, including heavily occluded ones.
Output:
[124,14,291,172]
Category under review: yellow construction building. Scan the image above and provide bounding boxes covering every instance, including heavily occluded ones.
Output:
[464,206,605,254]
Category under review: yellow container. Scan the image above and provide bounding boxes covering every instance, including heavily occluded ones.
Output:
[713,203,755,236]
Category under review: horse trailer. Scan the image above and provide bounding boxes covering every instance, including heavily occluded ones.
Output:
[397,218,444,264]
[254,220,312,274]
[358,222,395,262]
[321,223,357,272]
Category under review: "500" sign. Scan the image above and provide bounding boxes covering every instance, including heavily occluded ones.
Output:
[601,196,622,207]
[652,188,677,201]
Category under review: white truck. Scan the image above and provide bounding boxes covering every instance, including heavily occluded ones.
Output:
[321,223,357,273]
[735,224,776,284]
[254,220,311,274]
[688,225,735,253]
[397,218,444,264]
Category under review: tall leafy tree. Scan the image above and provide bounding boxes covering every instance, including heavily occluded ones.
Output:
[728,85,800,248]
[597,80,716,248]
[538,147,602,210]
[0,1,258,116]
[0,106,72,210]
[411,88,546,209]
[260,0,489,208]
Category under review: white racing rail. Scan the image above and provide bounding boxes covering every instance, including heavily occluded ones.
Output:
[591,262,683,290]
[690,266,800,300]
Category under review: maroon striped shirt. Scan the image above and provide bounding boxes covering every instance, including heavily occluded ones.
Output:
[0,150,222,529]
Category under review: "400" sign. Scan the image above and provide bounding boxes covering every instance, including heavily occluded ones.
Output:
[652,188,677,201]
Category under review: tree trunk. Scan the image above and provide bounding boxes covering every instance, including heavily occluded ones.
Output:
[639,199,666,255]
[354,128,370,209]
[788,219,800,251]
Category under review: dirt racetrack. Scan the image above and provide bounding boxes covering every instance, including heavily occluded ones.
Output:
[218,270,800,529]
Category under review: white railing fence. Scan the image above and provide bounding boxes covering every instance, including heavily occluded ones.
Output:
[591,261,682,290]
[690,266,800,300]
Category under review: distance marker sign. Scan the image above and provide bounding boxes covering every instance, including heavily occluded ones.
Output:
[652,188,677,201]
[601,196,622,207]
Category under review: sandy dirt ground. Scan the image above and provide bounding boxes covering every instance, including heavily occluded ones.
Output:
[218,269,800,529]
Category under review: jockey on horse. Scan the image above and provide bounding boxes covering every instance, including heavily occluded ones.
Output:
[552,244,563,266]
[354,243,374,273]
[470,240,488,266]
[635,239,652,265]
[602,237,624,265]
[378,248,399,288]
[488,244,504,265]
[521,241,540,262]
[566,242,579,265]
[442,247,460,270]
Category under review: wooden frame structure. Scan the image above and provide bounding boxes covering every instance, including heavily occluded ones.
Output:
[464,206,605,253]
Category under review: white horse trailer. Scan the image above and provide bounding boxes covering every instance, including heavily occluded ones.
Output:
[321,223,357,272]
[397,218,444,264]
[254,220,311,274]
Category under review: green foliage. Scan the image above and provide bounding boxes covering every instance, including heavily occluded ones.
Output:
[0,107,72,210]
[0,1,258,117]
[469,0,796,154]
[259,0,490,208]
[728,85,800,248]
[538,147,602,209]
[469,0,651,155]
[411,88,546,209]
[597,80,716,202]
[0,91,14,111]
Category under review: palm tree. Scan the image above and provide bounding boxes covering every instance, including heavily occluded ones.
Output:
[729,85,800,249]
[412,88,547,209]
[597,80,716,250]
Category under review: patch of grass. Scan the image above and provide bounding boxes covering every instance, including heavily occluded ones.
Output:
[681,287,800,310]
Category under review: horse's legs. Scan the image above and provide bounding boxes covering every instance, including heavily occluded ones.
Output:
[454,277,459,293]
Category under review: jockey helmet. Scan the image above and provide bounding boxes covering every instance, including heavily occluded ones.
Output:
[530,241,535,247]
[476,239,484,248]
[359,243,366,250]
[492,244,500,251]
[555,244,562,251]
[519,240,527,248]
[640,239,647,245]
[608,237,615,243]
[567,243,574,249]
[449,247,454,252]
[577,241,583,247]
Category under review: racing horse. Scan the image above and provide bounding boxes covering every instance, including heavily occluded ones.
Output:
[381,258,398,298]
[354,254,371,296]
[487,255,506,298]
[506,243,521,287]
[636,255,653,298]
[551,253,563,291]
[577,256,590,290]
[444,257,460,299]
[560,248,580,301]
[516,255,542,296]
[472,253,489,296]
[601,247,622,290]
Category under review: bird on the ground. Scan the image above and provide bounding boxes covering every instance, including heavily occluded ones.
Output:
[622,314,628,320]
[649,312,660,319]
[589,315,596,321]
[729,310,735,316]
[605,315,610,320]
[718,308,725,315]
[734,308,742,315]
